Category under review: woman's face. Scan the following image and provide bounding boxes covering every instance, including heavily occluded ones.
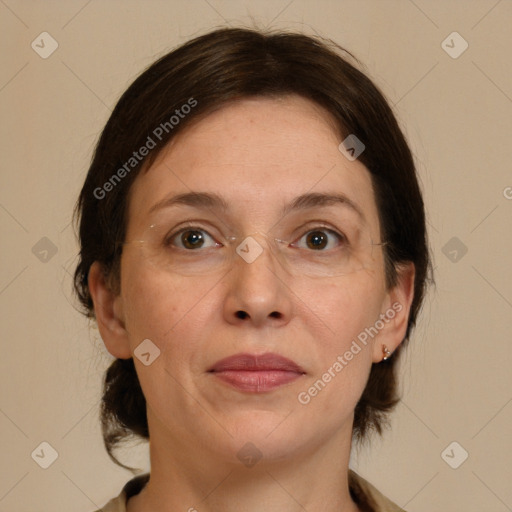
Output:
[106,95,410,464]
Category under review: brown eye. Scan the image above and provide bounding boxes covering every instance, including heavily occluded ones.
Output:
[181,230,205,249]
[305,231,328,250]
[292,228,345,251]
[166,227,220,251]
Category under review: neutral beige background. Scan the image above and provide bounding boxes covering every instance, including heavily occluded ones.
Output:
[1,1,511,511]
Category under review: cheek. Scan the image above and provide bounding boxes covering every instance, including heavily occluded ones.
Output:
[120,261,220,357]
[119,266,222,417]
[296,270,386,344]
[294,272,385,404]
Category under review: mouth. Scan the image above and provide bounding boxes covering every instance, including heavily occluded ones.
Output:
[208,352,306,393]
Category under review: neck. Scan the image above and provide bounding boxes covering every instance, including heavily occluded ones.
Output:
[127,412,360,512]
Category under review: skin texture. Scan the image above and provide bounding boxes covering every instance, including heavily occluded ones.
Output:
[88,95,415,512]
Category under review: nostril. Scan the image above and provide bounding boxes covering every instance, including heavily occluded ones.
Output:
[234,310,283,320]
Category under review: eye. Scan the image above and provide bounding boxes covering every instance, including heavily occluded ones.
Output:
[293,228,346,251]
[168,228,220,250]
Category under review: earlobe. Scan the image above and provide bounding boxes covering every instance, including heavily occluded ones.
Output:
[372,262,415,363]
[88,261,132,359]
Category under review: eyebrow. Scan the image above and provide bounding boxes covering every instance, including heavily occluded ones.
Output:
[148,191,364,220]
[148,192,229,214]
[284,192,365,220]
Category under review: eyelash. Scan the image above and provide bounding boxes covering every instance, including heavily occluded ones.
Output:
[290,227,347,251]
[164,223,348,251]
[166,226,219,250]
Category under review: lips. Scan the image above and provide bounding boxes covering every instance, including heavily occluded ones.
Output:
[209,353,305,393]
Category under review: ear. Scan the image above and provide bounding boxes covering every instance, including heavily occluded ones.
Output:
[371,262,415,363]
[88,261,132,359]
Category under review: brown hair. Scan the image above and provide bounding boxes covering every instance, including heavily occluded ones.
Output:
[74,27,430,468]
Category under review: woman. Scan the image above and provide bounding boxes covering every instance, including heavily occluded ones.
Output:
[74,27,429,512]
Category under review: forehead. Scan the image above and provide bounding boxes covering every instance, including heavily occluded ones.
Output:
[127,95,380,234]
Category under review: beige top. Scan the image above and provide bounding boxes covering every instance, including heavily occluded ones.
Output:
[94,470,405,512]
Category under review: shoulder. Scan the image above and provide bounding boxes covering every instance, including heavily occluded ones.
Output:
[91,473,150,512]
[91,495,125,512]
[93,471,403,512]
[349,470,406,512]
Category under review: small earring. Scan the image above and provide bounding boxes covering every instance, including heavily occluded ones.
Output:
[382,345,392,361]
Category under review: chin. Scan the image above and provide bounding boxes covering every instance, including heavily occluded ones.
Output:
[214,411,317,464]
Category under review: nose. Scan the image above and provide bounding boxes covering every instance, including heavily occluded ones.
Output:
[222,236,294,328]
